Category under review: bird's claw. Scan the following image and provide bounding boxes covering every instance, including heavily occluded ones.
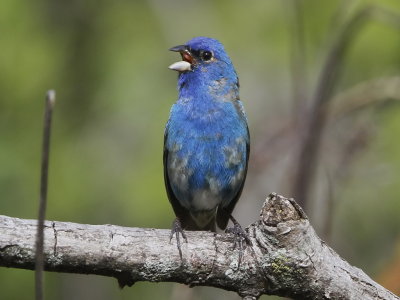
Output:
[170,218,187,260]
[225,216,251,268]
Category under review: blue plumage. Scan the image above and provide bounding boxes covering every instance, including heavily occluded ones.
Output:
[164,37,249,231]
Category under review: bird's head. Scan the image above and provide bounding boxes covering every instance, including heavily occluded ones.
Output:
[168,37,237,87]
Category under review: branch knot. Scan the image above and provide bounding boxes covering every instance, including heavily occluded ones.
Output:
[260,193,308,227]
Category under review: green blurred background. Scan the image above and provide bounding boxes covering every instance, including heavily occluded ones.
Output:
[1,0,400,299]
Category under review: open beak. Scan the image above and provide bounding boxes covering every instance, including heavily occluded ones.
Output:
[168,44,193,72]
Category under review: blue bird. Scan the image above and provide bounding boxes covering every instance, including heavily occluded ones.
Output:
[164,37,250,248]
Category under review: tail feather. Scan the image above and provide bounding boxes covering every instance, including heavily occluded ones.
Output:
[182,213,216,232]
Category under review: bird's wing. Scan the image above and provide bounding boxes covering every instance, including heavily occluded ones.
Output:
[163,130,186,219]
[216,124,250,230]
[163,129,202,230]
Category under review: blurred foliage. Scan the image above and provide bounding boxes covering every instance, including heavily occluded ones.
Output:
[377,239,400,295]
[0,0,400,299]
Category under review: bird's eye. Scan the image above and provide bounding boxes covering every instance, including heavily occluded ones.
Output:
[201,51,213,61]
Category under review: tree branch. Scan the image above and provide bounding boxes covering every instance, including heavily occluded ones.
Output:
[0,194,398,299]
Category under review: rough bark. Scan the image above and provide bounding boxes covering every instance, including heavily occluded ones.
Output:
[0,193,398,299]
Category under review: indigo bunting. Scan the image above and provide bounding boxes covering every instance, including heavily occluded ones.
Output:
[164,37,249,250]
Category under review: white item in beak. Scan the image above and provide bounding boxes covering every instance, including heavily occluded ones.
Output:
[168,61,191,72]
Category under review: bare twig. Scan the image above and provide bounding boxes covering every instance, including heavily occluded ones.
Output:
[35,90,56,300]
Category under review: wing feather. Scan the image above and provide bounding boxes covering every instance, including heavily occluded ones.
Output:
[216,124,250,230]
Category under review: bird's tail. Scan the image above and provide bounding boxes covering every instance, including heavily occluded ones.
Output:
[183,213,216,232]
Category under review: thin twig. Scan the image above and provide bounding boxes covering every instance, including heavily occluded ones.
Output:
[35,90,56,300]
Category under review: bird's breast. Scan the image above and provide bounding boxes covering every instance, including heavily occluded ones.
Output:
[166,104,247,212]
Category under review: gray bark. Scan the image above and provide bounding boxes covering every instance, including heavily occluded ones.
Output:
[0,193,398,299]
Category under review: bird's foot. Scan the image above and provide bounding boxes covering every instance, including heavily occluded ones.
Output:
[170,218,187,260]
[225,215,251,268]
